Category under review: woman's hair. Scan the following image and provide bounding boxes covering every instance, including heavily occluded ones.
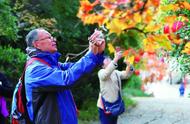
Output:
[102,56,111,68]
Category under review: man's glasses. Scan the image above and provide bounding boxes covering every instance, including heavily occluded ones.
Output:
[36,36,56,42]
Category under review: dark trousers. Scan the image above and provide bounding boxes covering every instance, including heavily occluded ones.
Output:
[98,108,118,124]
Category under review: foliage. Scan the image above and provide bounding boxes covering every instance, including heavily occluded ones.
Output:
[124,87,150,96]
[178,54,190,75]
[0,46,26,85]
[71,68,101,108]
[125,74,142,89]
[77,0,190,75]
[0,0,18,40]
[14,0,58,32]
[123,95,137,107]
[78,99,98,121]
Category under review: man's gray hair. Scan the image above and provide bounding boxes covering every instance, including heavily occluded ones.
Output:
[25,29,39,47]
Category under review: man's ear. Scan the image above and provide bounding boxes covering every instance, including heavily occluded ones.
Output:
[33,42,40,49]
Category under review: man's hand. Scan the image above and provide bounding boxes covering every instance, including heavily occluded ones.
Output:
[88,29,105,54]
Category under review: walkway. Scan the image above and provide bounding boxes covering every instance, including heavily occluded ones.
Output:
[90,83,190,124]
[118,97,190,124]
[118,83,190,124]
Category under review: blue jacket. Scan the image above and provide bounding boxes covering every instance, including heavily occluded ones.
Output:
[16,51,103,124]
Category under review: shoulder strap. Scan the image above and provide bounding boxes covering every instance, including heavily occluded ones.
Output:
[115,72,121,90]
[115,72,122,96]
[20,57,50,123]
[26,57,50,68]
[20,57,51,81]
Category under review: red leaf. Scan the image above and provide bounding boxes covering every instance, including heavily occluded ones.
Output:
[164,24,170,34]
[134,56,141,63]
[134,70,140,75]
[172,21,184,32]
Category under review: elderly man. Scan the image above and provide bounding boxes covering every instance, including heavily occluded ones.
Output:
[12,28,105,124]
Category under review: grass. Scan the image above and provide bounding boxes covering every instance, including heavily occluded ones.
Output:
[78,95,137,123]
[78,99,99,122]
[123,87,151,97]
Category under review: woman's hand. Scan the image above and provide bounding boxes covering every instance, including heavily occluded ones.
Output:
[113,51,123,63]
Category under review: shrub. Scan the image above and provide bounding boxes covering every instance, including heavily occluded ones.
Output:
[0,46,26,86]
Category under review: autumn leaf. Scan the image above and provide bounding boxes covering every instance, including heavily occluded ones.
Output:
[143,38,159,53]
[150,0,160,7]
[133,13,142,23]
[126,56,135,64]
[182,42,190,54]
[154,35,172,50]
[106,18,127,35]
[80,0,94,13]
[122,50,129,57]
[160,4,179,11]
[172,39,183,45]
[179,1,190,10]
[163,16,177,24]
[108,43,115,53]
[144,14,152,24]
[145,24,162,32]
[83,14,97,24]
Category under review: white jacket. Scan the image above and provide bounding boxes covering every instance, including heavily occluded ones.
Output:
[97,61,132,109]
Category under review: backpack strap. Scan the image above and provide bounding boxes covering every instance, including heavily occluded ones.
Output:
[20,57,51,123]
[20,57,51,81]
[26,58,50,68]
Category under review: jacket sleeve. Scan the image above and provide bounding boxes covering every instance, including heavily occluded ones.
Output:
[58,62,74,70]
[116,66,134,80]
[25,51,104,92]
[98,61,117,81]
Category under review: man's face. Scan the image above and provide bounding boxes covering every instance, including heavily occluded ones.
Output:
[33,30,57,53]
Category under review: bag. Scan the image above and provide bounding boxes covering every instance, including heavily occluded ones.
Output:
[101,73,125,116]
[101,93,125,116]
[11,58,50,124]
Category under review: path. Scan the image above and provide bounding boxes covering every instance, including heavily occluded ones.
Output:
[90,83,190,124]
[118,97,190,124]
[118,83,190,124]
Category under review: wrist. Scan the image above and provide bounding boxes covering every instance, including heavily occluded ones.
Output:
[113,58,118,63]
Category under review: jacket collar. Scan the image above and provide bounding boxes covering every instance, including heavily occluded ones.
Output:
[32,51,61,67]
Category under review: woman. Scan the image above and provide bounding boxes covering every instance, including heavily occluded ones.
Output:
[97,51,134,124]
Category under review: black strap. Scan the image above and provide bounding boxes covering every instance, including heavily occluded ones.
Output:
[115,73,120,90]
[115,72,122,97]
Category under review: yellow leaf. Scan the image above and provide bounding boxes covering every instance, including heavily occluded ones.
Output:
[133,13,142,23]
[182,42,190,54]
[127,56,135,65]
[160,4,179,11]
[83,14,98,25]
[145,24,162,32]
[106,18,127,35]
[108,43,115,53]
[154,35,172,50]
